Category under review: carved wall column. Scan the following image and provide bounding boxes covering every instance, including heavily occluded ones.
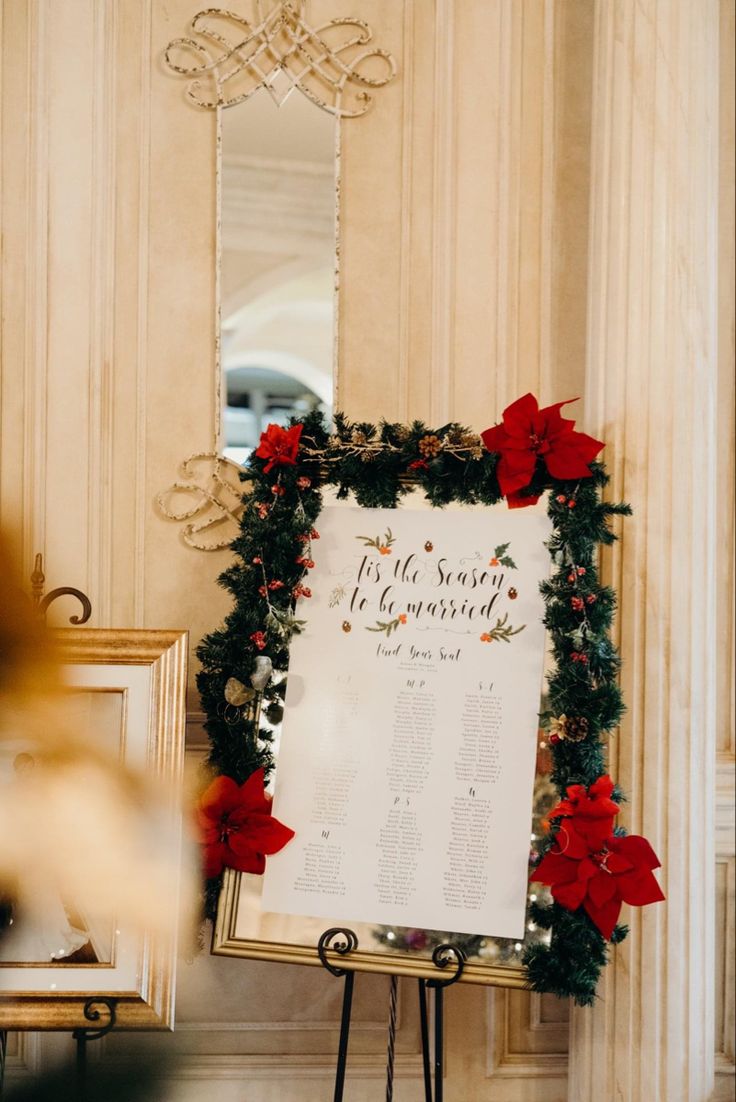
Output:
[569,3,720,1100]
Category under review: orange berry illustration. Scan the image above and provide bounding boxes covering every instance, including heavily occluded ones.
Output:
[489,557,499,566]
[480,632,492,642]
[398,614,407,624]
[379,546,391,555]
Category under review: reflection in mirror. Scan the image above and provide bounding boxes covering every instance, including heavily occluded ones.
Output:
[220,90,335,464]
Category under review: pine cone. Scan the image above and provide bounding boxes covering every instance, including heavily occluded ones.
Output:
[565,716,589,743]
[418,434,442,458]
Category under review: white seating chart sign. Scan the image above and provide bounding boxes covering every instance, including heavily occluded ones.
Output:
[262,504,551,939]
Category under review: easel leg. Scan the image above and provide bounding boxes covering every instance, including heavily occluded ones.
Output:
[318,929,360,1102]
[71,998,117,1102]
[75,1030,88,1102]
[0,1030,7,1095]
[333,969,354,1102]
[418,980,432,1102]
[385,974,398,1102]
[434,985,444,1102]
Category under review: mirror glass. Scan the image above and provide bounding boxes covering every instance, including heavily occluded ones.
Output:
[220,91,335,463]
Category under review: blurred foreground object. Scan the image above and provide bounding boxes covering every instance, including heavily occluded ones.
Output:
[0,531,196,1027]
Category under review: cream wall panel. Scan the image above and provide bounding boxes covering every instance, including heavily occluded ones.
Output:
[339,0,594,428]
[570,2,721,1100]
[717,0,735,765]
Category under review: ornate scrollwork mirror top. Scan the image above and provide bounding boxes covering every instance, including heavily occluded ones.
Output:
[159,2,397,551]
[164,2,397,117]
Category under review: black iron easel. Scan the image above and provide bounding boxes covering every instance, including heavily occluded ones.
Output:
[72,998,118,1098]
[317,928,465,1102]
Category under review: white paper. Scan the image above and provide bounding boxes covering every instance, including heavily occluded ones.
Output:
[262,504,551,939]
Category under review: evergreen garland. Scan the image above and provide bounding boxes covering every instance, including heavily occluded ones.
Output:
[196,408,632,1003]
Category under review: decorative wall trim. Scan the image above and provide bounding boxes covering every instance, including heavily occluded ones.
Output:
[87,0,117,626]
[2,1032,41,1080]
[429,0,455,424]
[133,0,153,627]
[715,856,735,1081]
[716,755,736,858]
[487,989,568,1080]
[396,0,414,422]
[164,3,396,117]
[156,452,246,551]
[571,3,721,1099]
[23,0,49,578]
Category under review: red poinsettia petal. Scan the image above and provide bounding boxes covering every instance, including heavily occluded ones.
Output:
[202,841,227,880]
[604,851,634,875]
[615,867,666,907]
[254,423,303,473]
[506,489,542,509]
[537,399,580,440]
[198,775,243,821]
[544,434,604,480]
[556,823,591,860]
[480,423,511,453]
[254,425,278,458]
[553,878,588,910]
[500,393,539,437]
[225,849,266,875]
[550,786,587,818]
[583,895,622,940]
[495,452,538,496]
[615,834,662,871]
[575,818,618,850]
[282,424,303,463]
[532,851,579,886]
[229,812,295,858]
[590,774,615,800]
[578,795,620,819]
[587,870,618,908]
[568,429,604,461]
[237,768,272,815]
[577,857,600,882]
[197,823,221,846]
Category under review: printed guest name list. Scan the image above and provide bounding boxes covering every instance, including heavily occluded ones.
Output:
[261,504,551,939]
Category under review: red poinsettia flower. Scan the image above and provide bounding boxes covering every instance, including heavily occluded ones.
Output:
[531,774,664,939]
[197,769,295,879]
[547,773,621,849]
[255,423,303,474]
[481,394,604,507]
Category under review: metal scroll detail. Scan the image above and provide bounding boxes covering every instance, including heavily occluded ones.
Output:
[317,926,359,977]
[426,942,466,988]
[156,452,246,551]
[164,3,397,116]
[30,554,92,625]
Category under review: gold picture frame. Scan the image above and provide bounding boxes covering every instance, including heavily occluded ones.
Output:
[0,629,188,1030]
